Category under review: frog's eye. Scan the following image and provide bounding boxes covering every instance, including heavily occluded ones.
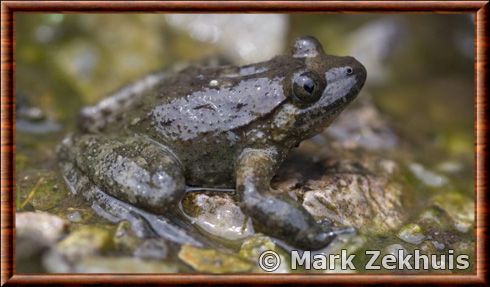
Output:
[291,72,326,105]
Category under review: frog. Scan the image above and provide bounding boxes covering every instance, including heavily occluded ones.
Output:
[57,36,367,250]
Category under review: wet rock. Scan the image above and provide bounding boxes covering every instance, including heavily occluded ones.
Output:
[413,196,474,261]
[409,163,448,187]
[397,223,426,245]
[16,92,61,134]
[274,153,407,234]
[239,234,290,273]
[182,192,254,241]
[66,211,82,222]
[42,248,73,273]
[320,235,365,274]
[57,226,113,261]
[16,211,68,242]
[451,241,474,272]
[384,244,409,259]
[428,192,474,233]
[178,244,253,273]
[112,220,144,254]
[16,229,52,273]
[419,240,438,255]
[452,241,474,257]
[74,256,180,273]
[267,96,407,235]
[431,240,445,250]
[417,207,449,229]
[133,239,169,260]
[416,241,454,273]
[239,234,276,259]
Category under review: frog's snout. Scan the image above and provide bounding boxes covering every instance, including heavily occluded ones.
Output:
[347,56,367,88]
[356,61,367,87]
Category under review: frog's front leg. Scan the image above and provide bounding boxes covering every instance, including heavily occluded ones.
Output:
[72,135,186,215]
[236,149,338,249]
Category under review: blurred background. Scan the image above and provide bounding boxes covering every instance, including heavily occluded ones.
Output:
[15,14,474,165]
[14,14,475,273]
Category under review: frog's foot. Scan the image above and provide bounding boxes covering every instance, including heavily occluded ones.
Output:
[317,219,358,237]
[239,194,341,250]
[59,134,186,215]
[236,149,351,250]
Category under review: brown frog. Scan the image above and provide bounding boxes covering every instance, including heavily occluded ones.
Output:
[57,36,367,249]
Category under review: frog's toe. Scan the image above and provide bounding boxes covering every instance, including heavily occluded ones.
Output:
[330,226,358,236]
[294,228,338,250]
[318,220,357,235]
[294,226,357,250]
[317,218,334,229]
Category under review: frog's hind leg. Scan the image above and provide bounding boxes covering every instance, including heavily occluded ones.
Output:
[59,148,203,247]
[58,134,186,216]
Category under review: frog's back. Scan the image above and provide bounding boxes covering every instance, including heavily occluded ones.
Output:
[148,73,286,142]
[124,61,291,145]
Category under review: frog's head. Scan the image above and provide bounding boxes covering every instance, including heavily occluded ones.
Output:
[272,36,367,146]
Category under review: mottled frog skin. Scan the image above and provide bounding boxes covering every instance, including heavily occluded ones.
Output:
[57,36,366,249]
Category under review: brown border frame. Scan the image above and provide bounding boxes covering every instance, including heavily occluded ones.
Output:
[1,1,488,285]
